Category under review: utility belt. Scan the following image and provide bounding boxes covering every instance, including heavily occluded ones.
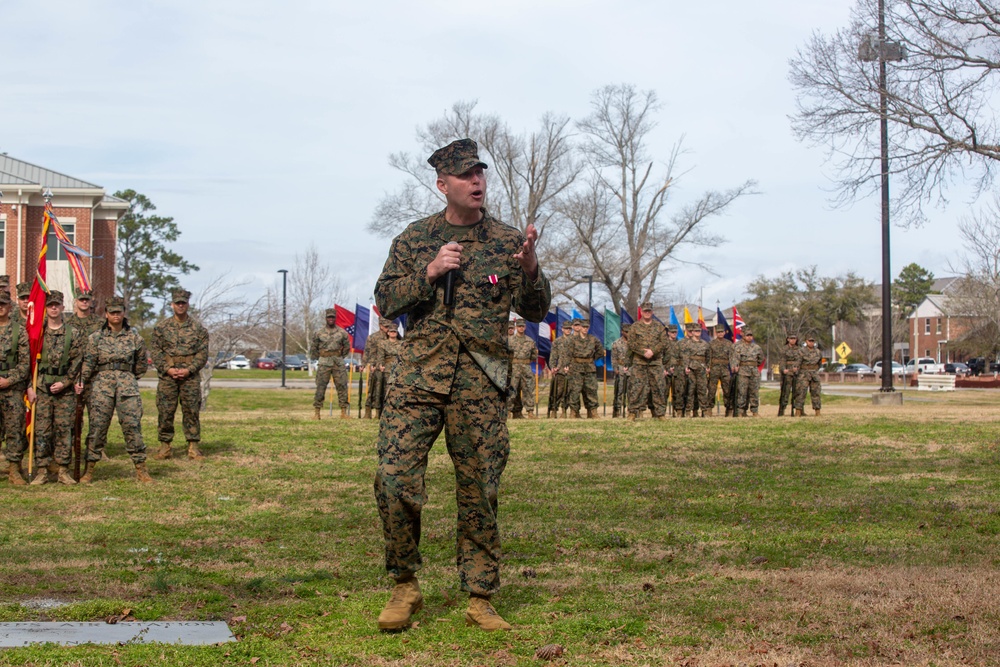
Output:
[710,360,729,367]
[801,365,819,371]
[573,357,595,363]
[97,362,134,373]
[168,354,194,367]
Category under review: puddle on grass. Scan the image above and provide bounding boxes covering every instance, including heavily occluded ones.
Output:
[21,598,70,610]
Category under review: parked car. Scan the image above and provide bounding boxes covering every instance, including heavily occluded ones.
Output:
[826,363,846,373]
[967,357,1000,376]
[255,357,277,370]
[872,361,904,377]
[842,363,875,375]
[227,355,251,370]
[944,362,970,376]
[904,357,944,374]
[213,352,230,370]
[283,355,308,371]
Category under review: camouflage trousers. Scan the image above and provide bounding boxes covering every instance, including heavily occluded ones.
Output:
[86,371,146,464]
[778,373,796,410]
[374,351,509,596]
[670,373,686,414]
[567,364,598,411]
[314,362,348,409]
[683,369,709,413]
[0,386,27,464]
[707,365,732,411]
[733,371,760,415]
[507,363,535,413]
[157,375,201,444]
[613,374,629,412]
[548,373,569,413]
[366,370,385,410]
[793,370,822,411]
[628,363,665,417]
[35,387,77,467]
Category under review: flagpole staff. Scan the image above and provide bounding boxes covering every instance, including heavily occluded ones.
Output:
[362,365,370,419]
[277,270,288,389]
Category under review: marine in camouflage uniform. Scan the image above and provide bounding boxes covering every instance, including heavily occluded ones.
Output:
[729,328,764,417]
[706,325,734,416]
[547,321,573,417]
[610,324,631,417]
[679,322,710,417]
[567,318,603,418]
[375,327,401,408]
[68,290,105,458]
[11,281,31,328]
[663,326,685,416]
[793,336,823,416]
[0,290,30,485]
[627,305,667,420]
[310,309,351,418]
[77,296,153,483]
[31,291,85,485]
[507,319,538,418]
[363,322,389,419]
[150,289,210,460]
[777,334,801,417]
[373,139,551,632]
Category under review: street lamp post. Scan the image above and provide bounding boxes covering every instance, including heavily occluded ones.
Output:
[577,275,594,318]
[278,269,288,389]
[859,0,905,396]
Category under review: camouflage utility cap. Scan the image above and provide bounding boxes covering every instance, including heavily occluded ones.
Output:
[742,328,753,336]
[0,275,9,286]
[172,289,192,303]
[16,282,31,298]
[667,324,677,332]
[640,301,653,310]
[562,321,573,329]
[76,289,93,300]
[0,292,10,305]
[515,319,525,327]
[715,325,726,333]
[106,297,125,313]
[325,308,336,318]
[427,138,489,176]
[46,290,64,306]
[787,333,798,340]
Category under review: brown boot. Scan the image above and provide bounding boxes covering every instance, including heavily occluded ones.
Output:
[571,409,581,419]
[364,407,372,419]
[79,461,97,484]
[187,441,205,460]
[7,461,25,486]
[525,411,535,419]
[134,462,154,483]
[814,409,821,417]
[587,408,597,419]
[752,411,760,417]
[725,409,732,417]
[375,409,381,419]
[561,408,567,418]
[57,466,77,485]
[627,412,637,422]
[377,579,423,631]
[511,412,522,420]
[46,461,60,483]
[340,407,347,418]
[777,407,785,416]
[313,408,321,421]
[465,596,511,631]
[153,443,173,460]
[29,465,49,485]
[612,408,620,418]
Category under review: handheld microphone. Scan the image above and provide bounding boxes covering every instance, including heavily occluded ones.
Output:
[442,241,459,306]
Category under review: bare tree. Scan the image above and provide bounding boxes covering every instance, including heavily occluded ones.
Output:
[790,0,1000,224]
[287,243,343,356]
[568,84,756,315]
[368,100,579,240]
[949,195,1000,356]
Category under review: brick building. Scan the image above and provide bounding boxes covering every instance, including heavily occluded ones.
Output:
[908,293,976,363]
[0,155,127,310]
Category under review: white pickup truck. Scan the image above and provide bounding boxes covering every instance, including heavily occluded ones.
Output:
[904,357,945,374]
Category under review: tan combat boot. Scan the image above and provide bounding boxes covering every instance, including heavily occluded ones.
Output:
[571,409,581,419]
[341,407,348,419]
[375,409,381,419]
[57,466,77,485]
[725,409,732,417]
[134,462,154,483]
[79,461,97,484]
[814,409,821,417]
[752,411,760,417]
[7,461,26,486]
[777,407,785,416]
[153,443,173,460]
[47,460,59,483]
[612,408,620,418]
[314,408,321,421]
[525,410,535,419]
[364,407,372,419]
[465,596,512,631]
[653,415,665,421]
[29,465,49,485]
[587,408,597,419]
[377,578,423,631]
[187,442,205,460]
[561,408,567,418]
[510,412,522,420]
[627,412,636,422]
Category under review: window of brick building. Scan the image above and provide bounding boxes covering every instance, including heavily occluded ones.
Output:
[0,220,5,258]
[936,318,942,334]
[925,318,931,334]
[46,222,74,261]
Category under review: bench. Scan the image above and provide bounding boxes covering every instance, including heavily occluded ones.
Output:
[917,374,957,391]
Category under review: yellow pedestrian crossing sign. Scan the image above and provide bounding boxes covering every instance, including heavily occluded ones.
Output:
[836,342,851,359]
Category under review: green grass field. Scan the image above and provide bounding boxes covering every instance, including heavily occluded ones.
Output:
[2,386,999,665]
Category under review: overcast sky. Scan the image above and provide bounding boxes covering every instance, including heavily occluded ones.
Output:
[3,0,975,313]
